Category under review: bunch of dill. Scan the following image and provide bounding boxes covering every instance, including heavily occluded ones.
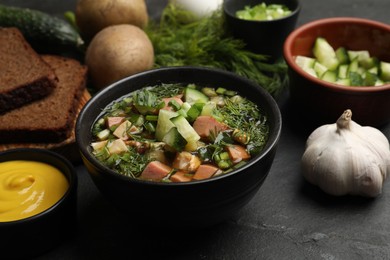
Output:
[146,4,288,98]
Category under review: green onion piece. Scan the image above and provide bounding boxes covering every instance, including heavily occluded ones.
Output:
[224,90,237,97]
[187,103,205,122]
[145,115,158,121]
[233,161,247,169]
[216,87,226,95]
[177,109,187,118]
[201,87,218,97]
[168,99,182,111]
[217,160,233,170]
[219,151,230,160]
[181,102,192,112]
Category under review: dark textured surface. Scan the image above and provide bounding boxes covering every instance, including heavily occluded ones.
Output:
[2,0,389,259]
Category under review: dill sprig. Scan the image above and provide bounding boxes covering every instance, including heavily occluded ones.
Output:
[146,4,288,97]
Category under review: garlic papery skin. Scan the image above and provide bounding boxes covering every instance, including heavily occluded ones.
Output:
[301,109,390,197]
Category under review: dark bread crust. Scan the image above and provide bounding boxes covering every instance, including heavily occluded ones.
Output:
[0,27,57,114]
[0,55,87,143]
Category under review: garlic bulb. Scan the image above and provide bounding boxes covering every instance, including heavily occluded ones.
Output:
[301,109,390,197]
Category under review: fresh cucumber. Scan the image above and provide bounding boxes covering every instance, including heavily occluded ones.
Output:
[335,47,349,65]
[314,61,328,78]
[368,66,379,74]
[349,72,363,86]
[170,115,200,144]
[295,55,315,69]
[335,78,351,86]
[348,50,379,69]
[155,109,178,141]
[295,37,390,87]
[360,56,378,69]
[201,101,216,116]
[348,50,369,62]
[321,70,337,83]
[363,71,377,86]
[184,87,209,105]
[380,61,390,81]
[338,64,349,79]
[313,37,339,70]
[348,58,359,73]
[162,127,187,152]
[0,4,84,52]
[295,55,317,77]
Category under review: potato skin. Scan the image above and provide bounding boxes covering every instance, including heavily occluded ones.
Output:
[85,24,154,90]
[75,0,148,39]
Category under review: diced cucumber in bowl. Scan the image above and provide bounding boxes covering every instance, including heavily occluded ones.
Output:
[313,37,339,71]
[294,37,390,86]
[295,55,315,69]
[380,61,390,81]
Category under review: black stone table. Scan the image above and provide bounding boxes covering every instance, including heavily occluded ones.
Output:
[3,0,390,259]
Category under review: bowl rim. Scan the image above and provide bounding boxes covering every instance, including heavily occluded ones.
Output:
[284,16,390,92]
[0,148,77,224]
[76,66,282,187]
[223,0,301,23]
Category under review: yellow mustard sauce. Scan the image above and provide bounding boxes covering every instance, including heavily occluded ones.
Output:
[0,160,69,222]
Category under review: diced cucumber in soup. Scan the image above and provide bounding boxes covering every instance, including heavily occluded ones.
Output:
[170,115,200,144]
[155,109,178,141]
[162,127,187,151]
[184,87,209,105]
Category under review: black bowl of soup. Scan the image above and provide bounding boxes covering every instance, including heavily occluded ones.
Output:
[76,66,281,229]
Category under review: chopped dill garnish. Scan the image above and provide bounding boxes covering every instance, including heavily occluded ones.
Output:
[218,97,269,155]
[101,147,151,178]
[148,83,185,99]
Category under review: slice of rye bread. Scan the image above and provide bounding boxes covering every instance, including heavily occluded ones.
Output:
[0,89,91,163]
[0,55,87,143]
[0,27,58,114]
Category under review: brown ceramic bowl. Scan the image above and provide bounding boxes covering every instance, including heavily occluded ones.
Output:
[284,17,390,127]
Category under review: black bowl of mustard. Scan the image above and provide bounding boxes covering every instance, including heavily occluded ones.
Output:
[0,148,78,259]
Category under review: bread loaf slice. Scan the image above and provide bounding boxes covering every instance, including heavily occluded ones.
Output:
[0,27,57,114]
[0,55,87,143]
[0,89,91,163]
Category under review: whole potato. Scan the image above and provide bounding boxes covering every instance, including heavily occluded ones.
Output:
[75,0,148,39]
[85,24,154,90]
